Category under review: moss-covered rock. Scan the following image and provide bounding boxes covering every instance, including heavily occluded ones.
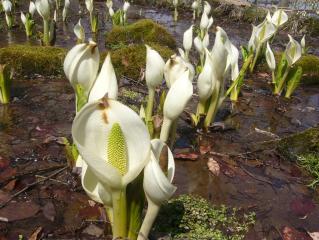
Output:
[106,19,176,50]
[109,43,174,80]
[292,54,319,85]
[154,195,255,239]
[0,45,66,76]
[277,126,319,162]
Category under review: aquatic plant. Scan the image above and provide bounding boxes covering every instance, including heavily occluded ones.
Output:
[62,0,70,22]
[0,64,12,104]
[173,0,178,22]
[63,41,178,240]
[191,0,199,20]
[35,0,55,46]
[85,0,98,33]
[20,2,36,37]
[272,35,304,98]
[2,0,13,29]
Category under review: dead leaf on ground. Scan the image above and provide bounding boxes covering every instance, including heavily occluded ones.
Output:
[82,224,104,237]
[174,148,199,161]
[3,180,16,191]
[29,227,43,240]
[0,201,40,222]
[207,158,220,176]
[307,231,319,240]
[0,157,9,170]
[199,144,211,155]
[289,197,316,218]
[0,167,17,182]
[282,226,312,240]
[0,191,11,205]
[42,201,56,222]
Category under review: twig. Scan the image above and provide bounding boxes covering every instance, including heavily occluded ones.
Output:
[35,175,68,185]
[239,165,274,187]
[0,164,66,185]
[0,166,68,209]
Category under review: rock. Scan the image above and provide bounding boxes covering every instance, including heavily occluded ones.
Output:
[109,44,174,80]
[0,45,66,76]
[277,126,319,161]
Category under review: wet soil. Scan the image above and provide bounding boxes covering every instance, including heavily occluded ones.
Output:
[0,0,319,239]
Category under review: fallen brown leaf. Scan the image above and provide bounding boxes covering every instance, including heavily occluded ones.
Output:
[0,201,40,222]
[207,158,220,176]
[42,201,56,222]
[29,227,43,240]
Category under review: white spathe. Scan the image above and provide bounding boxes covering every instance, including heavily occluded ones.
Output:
[200,12,209,30]
[74,19,85,41]
[80,158,112,206]
[163,70,193,121]
[265,42,276,71]
[29,1,36,15]
[2,0,12,13]
[35,0,51,20]
[72,98,151,190]
[183,25,193,53]
[145,45,165,90]
[89,53,118,101]
[285,34,302,67]
[63,42,100,95]
[271,9,288,28]
[143,139,176,205]
[225,42,239,81]
[85,0,93,13]
[164,55,188,88]
[203,1,211,15]
[197,49,214,102]
[123,1,130,12]
[21,12,27,25]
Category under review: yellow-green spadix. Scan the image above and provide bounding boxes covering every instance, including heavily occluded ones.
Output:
[89,53,118,102]
[72,98,151,190]
[63,41,99,95]
[138,139,176,240]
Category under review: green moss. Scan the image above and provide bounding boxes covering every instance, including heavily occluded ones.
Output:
[292,54,319,85]
[154,195,255,240]
[297,152,319,188]
[108,43,174,80]
[0,45,66,76]
[106,19,176,50]
[277,127,319,162]
[118,88,144,114]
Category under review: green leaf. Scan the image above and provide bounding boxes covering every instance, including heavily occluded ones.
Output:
[285,66,303,98]
[75,84,88,112]
[274,52,288,87]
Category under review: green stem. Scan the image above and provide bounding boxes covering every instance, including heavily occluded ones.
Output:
[250,44,261,73]
[274,67,289,95]
[230,83,238,102]
[169,120,177,149]
[105,207,114,225]
[137,199,160,240]
[43,19,50,46]
[174,7,178,22]
[204,86,220,129]
[160,117,172,143]
[272,71,275,84]
[146,88,155,122]
[111,189,127,238]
